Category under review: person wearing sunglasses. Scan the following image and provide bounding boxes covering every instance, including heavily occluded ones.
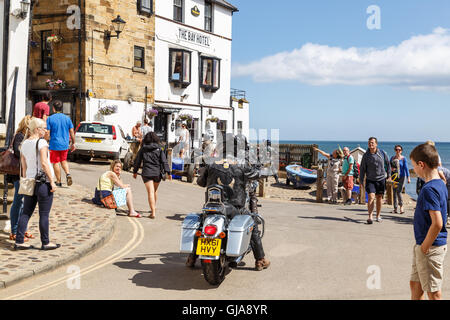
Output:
[390,145,410,214]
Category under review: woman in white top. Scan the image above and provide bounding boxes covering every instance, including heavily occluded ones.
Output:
[15,118,60,250]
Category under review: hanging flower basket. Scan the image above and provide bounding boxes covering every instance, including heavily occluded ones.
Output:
[206,116,219,123]
[146,108,159,118]
[98,105,118,115]
[46,79,67,90]
[177,113,193,125]
[46,34,62,44]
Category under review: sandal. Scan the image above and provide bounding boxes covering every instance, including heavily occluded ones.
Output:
[128,212,141,218]
[149,215,155,219]
[367,219,373,225]
[392,210,397,214]
[25,232,34,239]
[10,234,29,242]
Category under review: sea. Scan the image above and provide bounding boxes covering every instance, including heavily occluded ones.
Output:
[279,140,450,201]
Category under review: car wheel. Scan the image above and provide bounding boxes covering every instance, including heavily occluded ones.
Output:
[123,152,133,172]
[113,149,121,160]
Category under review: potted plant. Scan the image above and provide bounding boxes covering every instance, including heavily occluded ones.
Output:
[177,113,193,125]
[46,34,62,44]
[98,104,118,116]
[46,79,67,90]
[206,116,219,123]
[146,108,159,118]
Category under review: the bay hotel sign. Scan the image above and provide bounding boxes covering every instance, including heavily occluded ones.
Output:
[178,28,211,47]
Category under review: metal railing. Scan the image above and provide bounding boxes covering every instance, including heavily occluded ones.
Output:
[230,88,246,100]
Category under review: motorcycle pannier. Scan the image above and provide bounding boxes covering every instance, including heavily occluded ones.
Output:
[180,213,202,253]
[226,215,255,257]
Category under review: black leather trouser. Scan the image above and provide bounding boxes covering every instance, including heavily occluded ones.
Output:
[250,222,265,261]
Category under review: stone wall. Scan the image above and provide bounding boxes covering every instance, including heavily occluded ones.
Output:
[29,0,155,121]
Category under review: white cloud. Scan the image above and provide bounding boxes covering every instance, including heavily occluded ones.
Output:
[232,28,450,91]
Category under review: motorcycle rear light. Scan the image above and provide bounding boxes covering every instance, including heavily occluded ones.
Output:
[204,225,217,236]
[195,230,202,237]
[204,260,212,264]
[219,232,226,239]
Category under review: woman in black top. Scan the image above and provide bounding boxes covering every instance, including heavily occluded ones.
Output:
[133,132,171,219]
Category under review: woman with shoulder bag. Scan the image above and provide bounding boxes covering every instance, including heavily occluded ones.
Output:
[133,132,171,219]
[6,115,33,241]
[15,118,60,250]
[92,160,141,217]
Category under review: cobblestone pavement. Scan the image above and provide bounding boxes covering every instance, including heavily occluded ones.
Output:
[0,184,115,288]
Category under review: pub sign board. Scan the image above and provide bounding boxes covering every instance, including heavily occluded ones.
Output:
[191,6,200,17]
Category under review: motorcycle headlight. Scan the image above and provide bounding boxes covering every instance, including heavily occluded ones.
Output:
[208,188,222,203]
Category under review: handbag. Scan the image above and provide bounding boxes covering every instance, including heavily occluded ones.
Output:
[18,138,42,196]
[0,135,20,175]
[98,176,117,209]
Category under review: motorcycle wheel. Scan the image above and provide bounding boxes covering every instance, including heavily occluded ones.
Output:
[201,255,228,286]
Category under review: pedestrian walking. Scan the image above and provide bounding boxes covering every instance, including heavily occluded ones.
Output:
[46,100,76,187]
[342,147,355,205]
[15,118,60,250]
[409,143,447,300]
[178,122,190,158]
[92,160,141,218]
[6,115,32,241]
[313,147,343,204]
[141,119,153,137]
[359,137,391,224]
[390,145,410,214]
[32,92,52,121]
[133,132,172,219]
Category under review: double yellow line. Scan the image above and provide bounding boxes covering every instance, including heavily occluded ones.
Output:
[3,217,144,300]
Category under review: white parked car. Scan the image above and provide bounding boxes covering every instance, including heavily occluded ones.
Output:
[72,121,130,161]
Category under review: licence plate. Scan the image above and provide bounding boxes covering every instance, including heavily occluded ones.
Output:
[85,138,102,143]
[196,238,221,256]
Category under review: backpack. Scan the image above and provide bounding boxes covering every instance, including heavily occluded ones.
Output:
[345,155,359,179]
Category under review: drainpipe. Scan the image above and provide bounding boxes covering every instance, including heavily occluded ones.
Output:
[25,0,35,116]
[77,0,83,125]
[198,51,203,145]
[230,95,235,134]
[1,0,10,123]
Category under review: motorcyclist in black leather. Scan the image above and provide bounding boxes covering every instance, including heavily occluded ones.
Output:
[186,134,270,271]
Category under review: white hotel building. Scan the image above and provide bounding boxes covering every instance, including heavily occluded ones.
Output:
[153,0,250,150]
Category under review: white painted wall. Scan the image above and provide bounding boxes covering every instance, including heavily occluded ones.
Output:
[85,98,146,137]
[154,0,249,148]
[0,0,30,134]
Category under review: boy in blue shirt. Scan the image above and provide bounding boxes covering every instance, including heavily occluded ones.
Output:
[410,143,448,300]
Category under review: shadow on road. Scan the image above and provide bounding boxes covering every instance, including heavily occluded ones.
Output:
[166,214,187,222]
[113,252,220,290]
[298,215,364,224]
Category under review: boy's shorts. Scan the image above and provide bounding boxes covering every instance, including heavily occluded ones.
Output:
[50,149,69,164]
[411,244,447,292]
[365,179,386,195]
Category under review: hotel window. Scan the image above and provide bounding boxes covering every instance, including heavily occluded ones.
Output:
[174,0,183,22]
[134,46,145,69]
[138,0,152,14]
[169,49,191,87]
[218,120,227,133]
[205,1,213,32]
[201,57,220,92]
[41,30,53,73]
[237,121,243,134]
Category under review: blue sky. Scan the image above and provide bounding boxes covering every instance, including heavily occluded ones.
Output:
[230,0,450,142]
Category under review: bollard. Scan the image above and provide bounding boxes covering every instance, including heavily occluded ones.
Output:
[316,168,323,203]
[359,178,366,205]
[386,181,394,205]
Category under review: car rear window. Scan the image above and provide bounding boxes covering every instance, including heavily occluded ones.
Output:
[77,123,113,135]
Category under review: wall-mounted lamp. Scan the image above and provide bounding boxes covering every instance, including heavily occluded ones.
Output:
[171,113,176,121]
[105,15,126,40]
[11,0,30,19]
[180,94,189,102]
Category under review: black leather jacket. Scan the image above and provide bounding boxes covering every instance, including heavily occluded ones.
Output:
[197,157,260,209]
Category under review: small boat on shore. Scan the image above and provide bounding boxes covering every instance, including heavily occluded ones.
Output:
[286,164,317,188]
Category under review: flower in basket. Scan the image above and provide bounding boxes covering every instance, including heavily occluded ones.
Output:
[45,79,67,89]
[146,108,159,118]
[206,116,219,123]
[98,105,118,115]
[177,114,193,124]
[46,34,62,44]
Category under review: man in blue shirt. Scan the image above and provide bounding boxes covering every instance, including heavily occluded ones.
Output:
[46,100,76,187]
[410,143,447,300]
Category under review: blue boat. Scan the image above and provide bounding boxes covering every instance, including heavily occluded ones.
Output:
[286,164,317,188]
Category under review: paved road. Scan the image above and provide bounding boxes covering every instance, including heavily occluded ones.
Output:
[1,161,450,300]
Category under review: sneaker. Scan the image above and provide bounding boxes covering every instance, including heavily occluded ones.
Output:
[255,258,270,271]
[67,175,73,186]
[41,243,61,251]
[55,182,62,187]
[345,199,352,205]
[376,217,382,222]
[367,219,373,225]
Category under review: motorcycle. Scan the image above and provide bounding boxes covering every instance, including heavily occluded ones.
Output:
[180,182,265,285]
